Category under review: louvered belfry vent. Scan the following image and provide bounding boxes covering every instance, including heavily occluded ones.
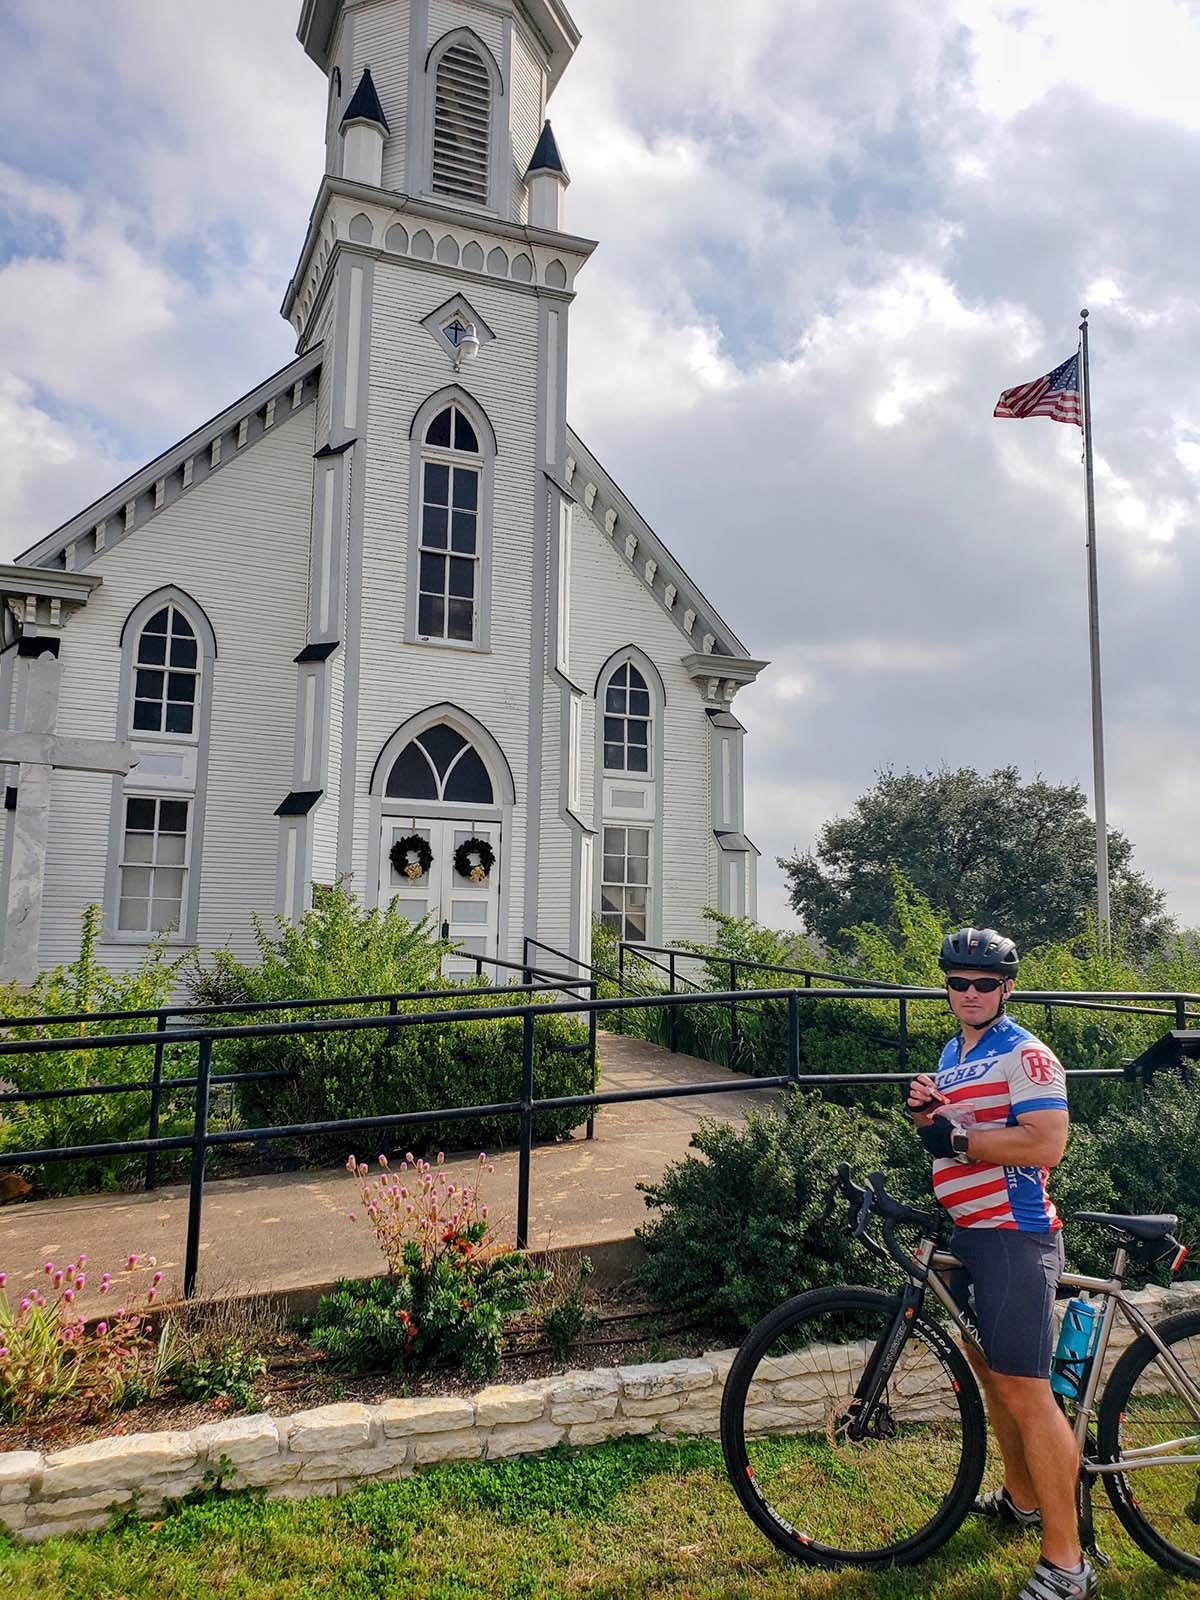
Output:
[432,43,491,205]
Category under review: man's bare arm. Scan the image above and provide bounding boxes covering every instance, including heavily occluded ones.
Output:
[960,1109,1069,1168]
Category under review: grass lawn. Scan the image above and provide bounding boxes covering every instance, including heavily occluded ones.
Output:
[0,1436,1192,1599]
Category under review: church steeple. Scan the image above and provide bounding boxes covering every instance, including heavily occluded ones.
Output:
[340,67,388,187]
[525,120,569,230]
[340,66,389,134]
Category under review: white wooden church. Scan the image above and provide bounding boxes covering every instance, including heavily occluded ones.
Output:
[0,0,766,984]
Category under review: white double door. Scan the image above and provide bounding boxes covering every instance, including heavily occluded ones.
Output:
[380,815,501,978]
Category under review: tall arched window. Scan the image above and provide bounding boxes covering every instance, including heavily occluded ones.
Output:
[109,588,216,943]
[419,403,481,643]
[432,39,492,205]
[603,661,651,773]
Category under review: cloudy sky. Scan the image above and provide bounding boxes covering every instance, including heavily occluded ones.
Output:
[2,0,1198,932]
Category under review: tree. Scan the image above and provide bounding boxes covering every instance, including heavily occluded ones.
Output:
[778,766,1173,960]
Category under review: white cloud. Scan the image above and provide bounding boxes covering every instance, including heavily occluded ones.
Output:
[3,0,1200,936]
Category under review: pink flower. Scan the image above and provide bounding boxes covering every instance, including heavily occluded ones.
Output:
[53,1270,63,1288]
[126,1255,138,1270]
[147,1289,156,1303]
[75,1274,86,1290]
[19,1298,30,1314]
[99,1282,110,1294]
[43,1262,54,1275]
[0,1272,6,1288]
[96,1322,107,1337]
[77,1255,87,1267]
[378,1154,389,1168]
[151,1271,163,1287]
[63,1288,74,1304]
[0,1348,9,1359]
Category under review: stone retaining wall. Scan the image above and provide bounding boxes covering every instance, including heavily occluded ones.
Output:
[2,1282,1197,1543]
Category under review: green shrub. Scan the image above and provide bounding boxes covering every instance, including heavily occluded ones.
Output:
[310,1152,545,1379]
[0,907,187,1195]
[175,1339,266,1412]
[190,886,593,1161]
[541,1255,597,1362]
[635,1091,912,1338]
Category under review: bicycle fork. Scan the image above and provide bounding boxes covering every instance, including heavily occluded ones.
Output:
[845,1280,927,1441]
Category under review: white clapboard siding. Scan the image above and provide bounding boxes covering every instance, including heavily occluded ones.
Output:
[354,259,542,954]
[351,0,411,191]
[570,508,717,947]
[427,0,503,65]
[510,25,545,218]
[311,649,345,887]
[40,407,315,973]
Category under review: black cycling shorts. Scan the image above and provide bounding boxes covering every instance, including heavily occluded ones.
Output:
[946,1225,1065,1379]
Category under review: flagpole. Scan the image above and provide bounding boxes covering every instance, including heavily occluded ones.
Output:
[1079,308,1111,938]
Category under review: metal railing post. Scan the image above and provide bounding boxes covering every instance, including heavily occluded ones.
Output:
[898,997,909,1076]
[729,960,739,1059]
[787,992,800,1088]
[516,1009,535,1250]
[668,952,678,1053]
[183,1036,213,1299]
[586,981,598,1141]
[617,944,626,1033]
[144,1009,167,1192]
[387,996,399,1049]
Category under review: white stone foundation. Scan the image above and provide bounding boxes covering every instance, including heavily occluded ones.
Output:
[2,1283,1197,1542]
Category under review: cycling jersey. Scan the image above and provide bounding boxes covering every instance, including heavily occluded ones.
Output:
[930,1016,1068,1231]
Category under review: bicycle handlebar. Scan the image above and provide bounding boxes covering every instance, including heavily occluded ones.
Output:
[830,1163,942,1277]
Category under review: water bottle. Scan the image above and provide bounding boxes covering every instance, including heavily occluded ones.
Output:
[1050,1297,1098,1397]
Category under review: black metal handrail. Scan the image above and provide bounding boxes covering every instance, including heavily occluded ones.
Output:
[0,977,1177,1300]
[616,940,1200,1073]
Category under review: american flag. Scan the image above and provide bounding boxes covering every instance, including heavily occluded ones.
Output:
[994,352,1082,427]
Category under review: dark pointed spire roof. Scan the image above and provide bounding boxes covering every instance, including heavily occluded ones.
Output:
[341,67,389,133]
[525,120,568,179]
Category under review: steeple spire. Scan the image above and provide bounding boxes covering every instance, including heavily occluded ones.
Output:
[341,66,389,133]
[525,120,570,230]
[526,120,567,179]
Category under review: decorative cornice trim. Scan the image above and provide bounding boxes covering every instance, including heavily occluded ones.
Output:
[565,428,764,671]
[19,348,324,573]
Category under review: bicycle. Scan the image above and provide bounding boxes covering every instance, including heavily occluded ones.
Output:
[719,1163,1200,1573]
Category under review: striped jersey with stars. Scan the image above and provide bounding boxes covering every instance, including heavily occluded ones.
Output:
[931,1016,1068,1232]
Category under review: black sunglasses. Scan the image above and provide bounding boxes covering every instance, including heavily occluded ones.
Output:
[946,975,1006,994]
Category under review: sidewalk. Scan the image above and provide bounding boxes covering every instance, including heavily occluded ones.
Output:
[0,1033,777,1302]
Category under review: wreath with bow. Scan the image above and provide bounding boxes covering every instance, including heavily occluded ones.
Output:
[390,833,433,882]
[454,836,495,884]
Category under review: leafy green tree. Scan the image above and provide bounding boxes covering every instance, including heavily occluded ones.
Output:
[779,766,1172,959]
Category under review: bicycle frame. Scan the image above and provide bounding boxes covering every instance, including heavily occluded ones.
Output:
[911,1237,1200,1472]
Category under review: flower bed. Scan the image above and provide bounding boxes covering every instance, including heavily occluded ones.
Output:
[4,1280,1197,1544]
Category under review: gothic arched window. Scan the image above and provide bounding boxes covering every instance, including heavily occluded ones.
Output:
[431,38,492,205]
[385,723,494,804]
[131,604,200,736]
[418,402,482,643]
[110,588,216,944]
[603,660,652,773]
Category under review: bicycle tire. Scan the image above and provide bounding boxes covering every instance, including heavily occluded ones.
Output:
[719,1284,986,1568]
[1096,1305,1200,1578]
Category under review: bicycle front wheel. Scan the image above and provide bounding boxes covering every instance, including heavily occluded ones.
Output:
[720,1285,986,1568]
[1097,1305,1200,1578]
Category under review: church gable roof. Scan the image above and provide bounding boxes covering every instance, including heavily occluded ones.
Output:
[20,347,323,574]
[564,428,754,662]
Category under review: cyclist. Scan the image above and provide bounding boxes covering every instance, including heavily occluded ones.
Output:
[906,927,1097,1600]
